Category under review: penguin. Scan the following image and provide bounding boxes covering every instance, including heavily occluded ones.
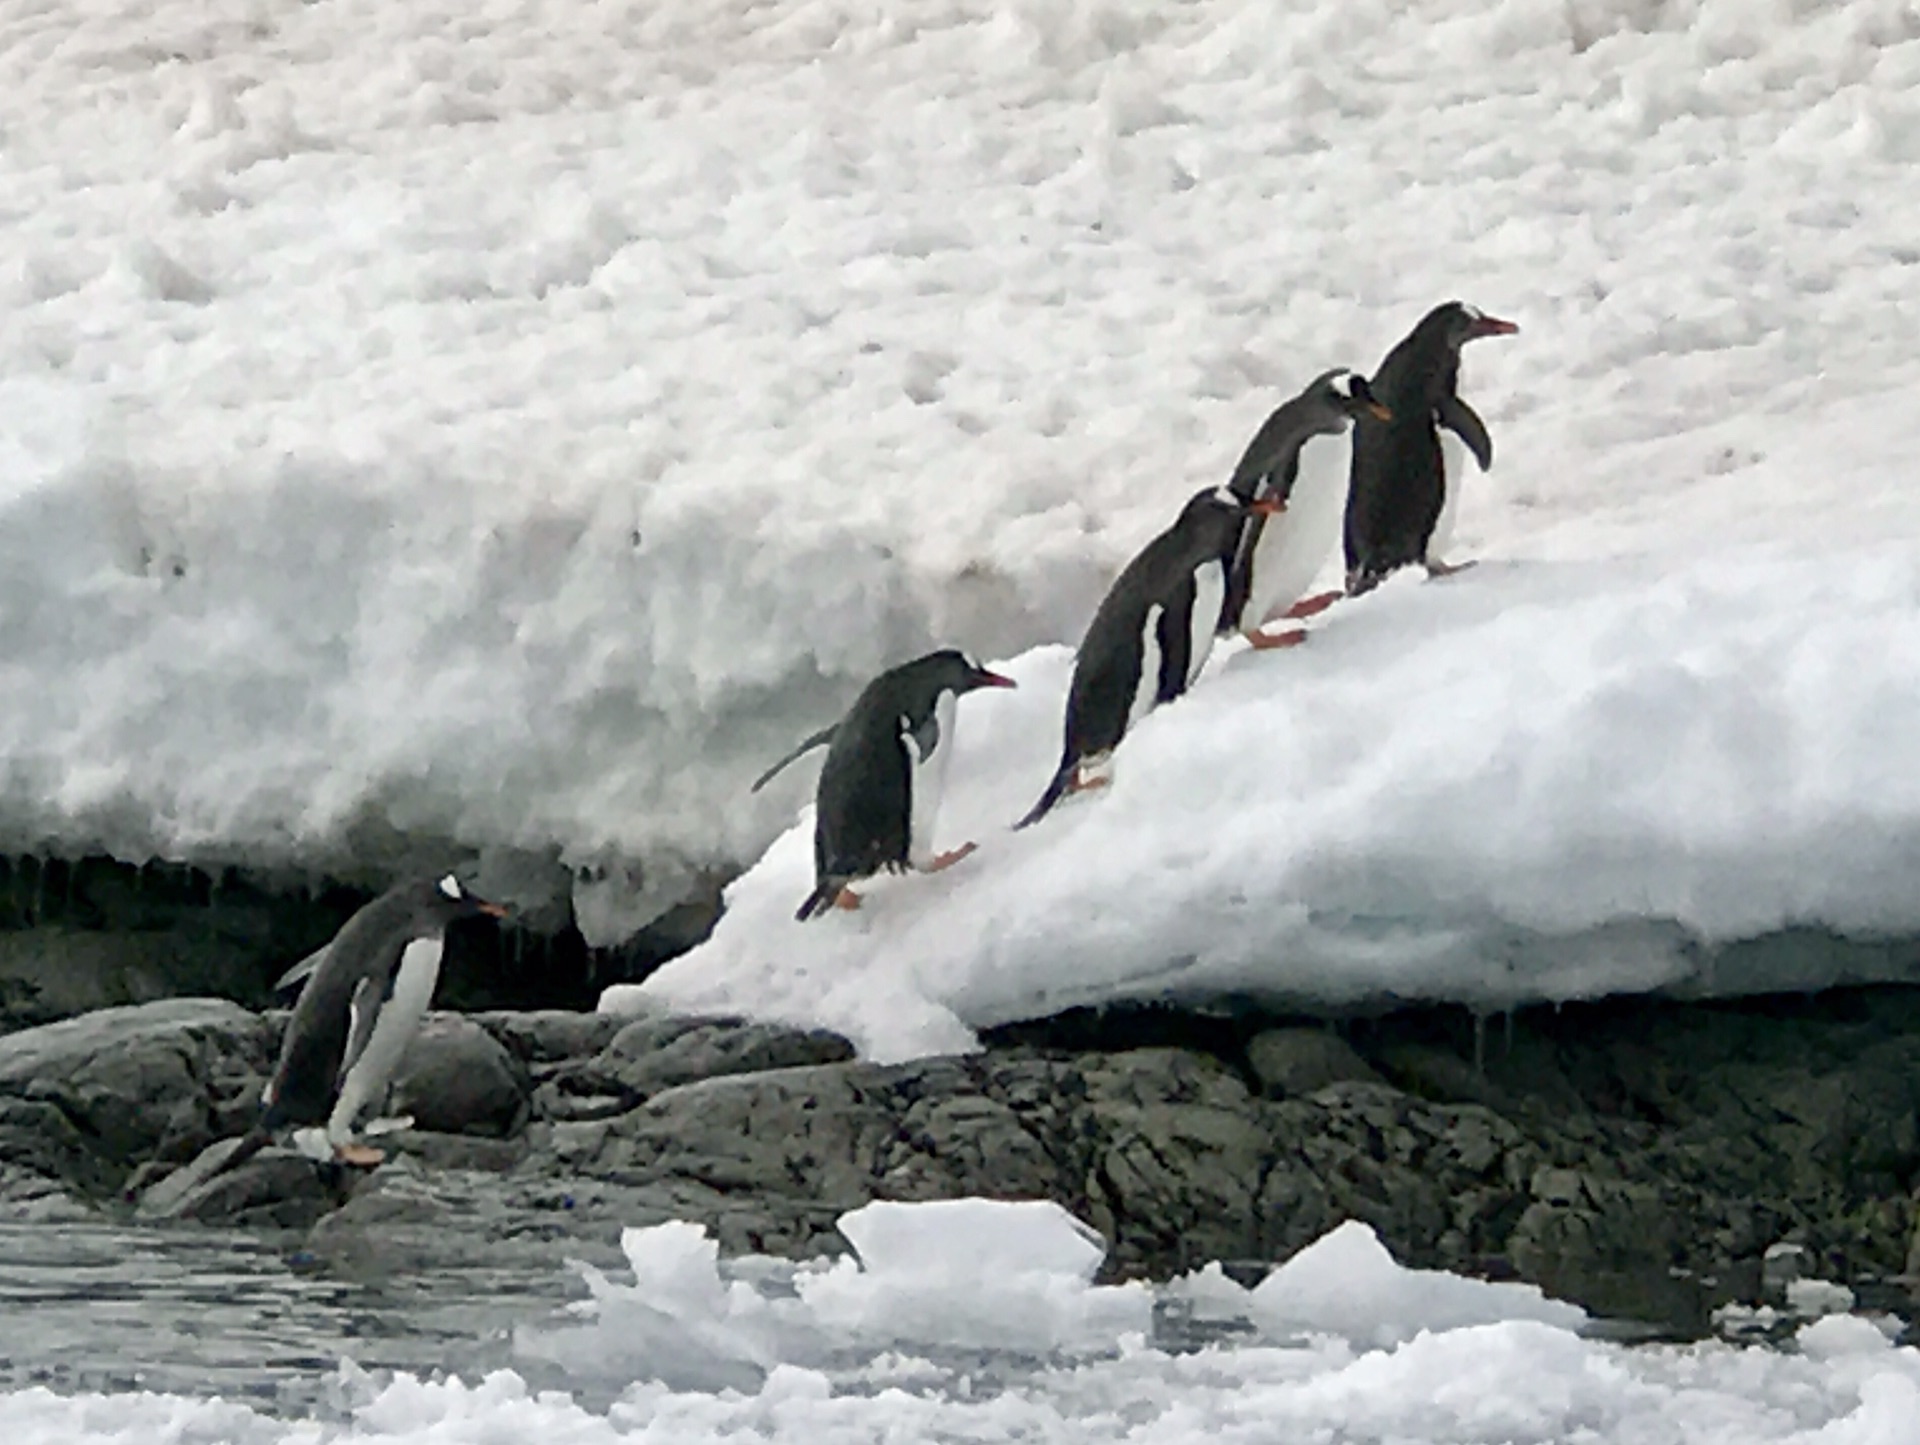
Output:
[1216,369,1392,649]
[778,649,1017,920]
[1343,301,1518,597]
[258,873,508,1166]
[1018,484,1281,829]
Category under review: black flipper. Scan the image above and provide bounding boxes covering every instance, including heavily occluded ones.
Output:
[751,725,839,793]
[1436,394,1493,471]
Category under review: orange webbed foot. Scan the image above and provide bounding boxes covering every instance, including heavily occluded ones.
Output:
[1283,590,1342,621]
[1425,558,1478,579]
[333,1143,386,1169]
[1244,627,1309,651]
[926,842,979,873]
[833,887,863,911]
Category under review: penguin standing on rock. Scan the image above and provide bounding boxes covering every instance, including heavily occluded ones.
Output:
[1216,369,1391,649]
[259,873,508,1167]
[1343,301,1518,596]
[759,649,1017,920]
[1019,485,1281,829]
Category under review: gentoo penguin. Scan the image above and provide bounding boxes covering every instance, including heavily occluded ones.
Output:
[774,649,1017,920]
[1018,485,1281,829]
[1217,369,1391,649]
[1343,301,1518,596]
[259,873,507,1166]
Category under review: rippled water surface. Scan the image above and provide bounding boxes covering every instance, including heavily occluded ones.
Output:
[0,1222,589,1416]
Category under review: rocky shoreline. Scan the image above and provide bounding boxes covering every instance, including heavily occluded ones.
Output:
[4,983,1919,1337]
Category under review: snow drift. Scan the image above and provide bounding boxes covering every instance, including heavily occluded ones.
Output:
[3,0,1919,937]
[619,532,1920,1060]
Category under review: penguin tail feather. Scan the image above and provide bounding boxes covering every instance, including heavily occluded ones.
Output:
[1015,757,1076,831]
[795,878,848,923]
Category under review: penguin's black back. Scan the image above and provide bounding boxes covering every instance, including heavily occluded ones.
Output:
[1065,495,1240,763]
[812,690,914,885]
[260,890,411,1129]
[1343,313,1466,591]
[808,652,974,890]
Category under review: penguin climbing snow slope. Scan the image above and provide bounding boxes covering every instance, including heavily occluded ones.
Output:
[1217,369,1391,649]
[770,649,1017,920]
[1019,484,1282,829]
[1343,301,1519,597]
[258,872,508,1166]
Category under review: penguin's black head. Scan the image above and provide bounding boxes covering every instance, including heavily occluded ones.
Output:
[1315,369,1393,425]
[419,871,510,924]
[922,648,1018,696]
[1179,485,1281,545]
[1430,301,1520,350]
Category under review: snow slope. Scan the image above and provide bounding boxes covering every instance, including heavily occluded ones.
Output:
[618,510,1920,1058]
[2,0,1918,929]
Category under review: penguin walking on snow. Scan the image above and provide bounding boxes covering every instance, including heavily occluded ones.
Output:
[1018,485,1281,829]
[258,873,507,1166]
[756,649,1017,920]
[1344,301,1518,597]
[1216,369,1391,649]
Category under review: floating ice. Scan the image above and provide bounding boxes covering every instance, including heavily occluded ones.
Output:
[1247,1220,1588,1348]
[798,1198,1153,1353]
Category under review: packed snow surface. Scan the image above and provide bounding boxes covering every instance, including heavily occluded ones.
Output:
[6,1201,1916,1443]
[617,527,1920,1058]
[3,0,1919,935]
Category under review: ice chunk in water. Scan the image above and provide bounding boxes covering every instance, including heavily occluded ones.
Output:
[1250,1221,1586,1347]
[836,1198,1108,1282]
[798,1198,1152,1353]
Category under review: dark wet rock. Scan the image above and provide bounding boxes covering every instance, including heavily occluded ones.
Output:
[0,998,272,1193]
[473,1010,625,1064]
[138,1135,349,1230]
[390,1016,531,1138]
[9,983,1920,1338]
[534,1016,856,1121]
[1245,1027,1383,1097]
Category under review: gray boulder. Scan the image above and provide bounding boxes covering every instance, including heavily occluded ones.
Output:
[1246,1027,1384,1098]
[0,998,271,1195]
[390,1015,531,1138]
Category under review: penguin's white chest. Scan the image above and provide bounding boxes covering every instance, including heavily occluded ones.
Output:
[904,689,956,869]
[1129,602,1166,732]
[327,936,442,1143]
[1245,439,1347,623]
[1428,429,1471,564]
[1185,562,1225,689]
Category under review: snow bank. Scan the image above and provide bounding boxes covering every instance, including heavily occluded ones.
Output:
[616,532,1920,1058]
[3,0,1919,932]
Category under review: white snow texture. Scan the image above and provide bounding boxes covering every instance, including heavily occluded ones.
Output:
[6,0,1919,950]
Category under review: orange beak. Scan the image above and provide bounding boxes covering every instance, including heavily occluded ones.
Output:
[1248,495,1286,517]
[476,901,510,919]
[1367,401,1393,422]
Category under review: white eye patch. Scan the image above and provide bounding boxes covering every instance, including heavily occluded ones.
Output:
[437,873,464,901]
[1461,303,1485,321]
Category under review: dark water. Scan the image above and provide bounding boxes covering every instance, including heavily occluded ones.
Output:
[0,1222,589,1416]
